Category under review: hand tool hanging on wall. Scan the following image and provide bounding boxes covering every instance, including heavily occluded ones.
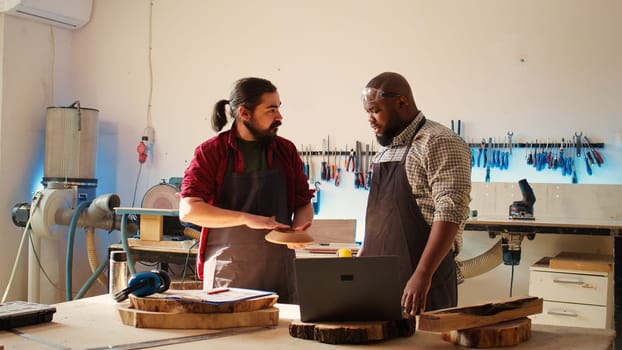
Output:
[301,144,309,180]
[346,147,356,172]
[320,138,328,181]
[312,181,321,214]
[326,136,333,180]
[477,139,486,168]
[507,131,513,155]
[501,136,510,170]
[574,132,583,157]
[571,146,578,184]
[560,139,567,176]
[485,137,492,182]
[583,136,604,167]
[354,141,365,189]
[330,144,336,180]
[583,139,596,167]
[334,147,342,187]
[546,145,553,169]
[471,146,476,168]
[307,145,314,182]
[451,119,462,138]
[583,144,593,176]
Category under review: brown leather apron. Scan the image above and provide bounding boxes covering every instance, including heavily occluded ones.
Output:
[203,152,296,303]
[362,118,457,311]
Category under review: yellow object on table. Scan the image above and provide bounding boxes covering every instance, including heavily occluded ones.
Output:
[337,248,353,257]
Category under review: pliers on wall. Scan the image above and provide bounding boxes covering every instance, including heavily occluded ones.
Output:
[346,148,356,172]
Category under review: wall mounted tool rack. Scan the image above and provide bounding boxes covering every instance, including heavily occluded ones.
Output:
[466,142,604,148]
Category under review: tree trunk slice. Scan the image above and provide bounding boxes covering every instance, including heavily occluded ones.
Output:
[441,317,531,348]
[118,306,279,329]
[289,316,415,344]
[129,292,278,314]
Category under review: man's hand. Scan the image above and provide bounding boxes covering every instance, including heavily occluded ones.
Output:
[286,221,312,249]
[401,273,432,316]
[245,215,290,231]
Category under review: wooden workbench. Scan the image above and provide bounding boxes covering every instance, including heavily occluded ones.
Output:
[0,295,614,349]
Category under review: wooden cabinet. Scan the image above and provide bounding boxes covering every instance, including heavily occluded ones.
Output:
[529,257,613,329]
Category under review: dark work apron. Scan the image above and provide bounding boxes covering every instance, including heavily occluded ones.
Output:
[203,152,296,303]
[362,118,457,311]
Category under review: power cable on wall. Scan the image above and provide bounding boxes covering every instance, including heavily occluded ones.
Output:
[131,0,155,207]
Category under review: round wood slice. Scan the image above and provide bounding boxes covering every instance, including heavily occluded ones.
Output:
[289,316,415,344]
[265,230,314,245]
[129,292,278,314]
[441,317,531,348]
[118,305,279,329]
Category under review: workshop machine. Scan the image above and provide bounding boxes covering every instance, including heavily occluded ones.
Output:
[509,178,536,220]
[10,103,136,303]
[139,177,200,241]
[502,178,537,265]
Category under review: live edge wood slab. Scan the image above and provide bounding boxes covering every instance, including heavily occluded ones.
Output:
[118,305,279,329]
[128,292,278,313]
[289,316,416,344]
[118,290,280,329]
[418,296,543,332]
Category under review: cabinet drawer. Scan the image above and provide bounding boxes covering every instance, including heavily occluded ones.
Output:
[531,301,607,328]
[529,270,608,305]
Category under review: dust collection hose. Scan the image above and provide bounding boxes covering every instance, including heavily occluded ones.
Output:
[458,239,503,279]
[85,227,107,286]
[66,200,92,301]
[65,194,138,300]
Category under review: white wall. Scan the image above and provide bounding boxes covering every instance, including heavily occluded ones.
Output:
[0,0,621,305]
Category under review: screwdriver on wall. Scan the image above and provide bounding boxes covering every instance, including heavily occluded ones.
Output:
[583,136,604,167]
[301,144,309,180]
[320,139,327,181]
[334,147,342,187]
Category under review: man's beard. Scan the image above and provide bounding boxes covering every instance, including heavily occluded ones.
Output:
[375,117,401,146]
[243,117,281,144]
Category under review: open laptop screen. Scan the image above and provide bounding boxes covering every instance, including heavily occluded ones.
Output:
[295,256,403,322]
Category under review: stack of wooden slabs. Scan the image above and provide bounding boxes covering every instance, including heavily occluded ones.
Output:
[289,316,415,344]
[419,296,543,348]
[549,251,613,272]
[117,289,279,329]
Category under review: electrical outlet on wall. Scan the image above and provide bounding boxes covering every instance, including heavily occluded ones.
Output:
[144,127,155,148]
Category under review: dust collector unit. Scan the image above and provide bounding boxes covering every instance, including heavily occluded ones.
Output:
[43,101,99,202]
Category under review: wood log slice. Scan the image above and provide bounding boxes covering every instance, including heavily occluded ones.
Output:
[289,316,415,344]
[129,292,278,314]
[441,317,531,348]
[118,306,279,329]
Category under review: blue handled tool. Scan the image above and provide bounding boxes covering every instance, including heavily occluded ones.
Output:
[301,144,309,180]
[312,181,321,214]
[113,269,171,302]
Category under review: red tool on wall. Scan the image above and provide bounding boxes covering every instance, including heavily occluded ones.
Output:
[583,136,604,167]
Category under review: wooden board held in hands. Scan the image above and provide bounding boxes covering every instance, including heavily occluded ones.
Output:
[289,316,415,344]
[118,306,279,329]
[442,317,531,348]
[418,296,542,332]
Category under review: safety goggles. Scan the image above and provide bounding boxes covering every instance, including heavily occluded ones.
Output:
[361,87,401,103]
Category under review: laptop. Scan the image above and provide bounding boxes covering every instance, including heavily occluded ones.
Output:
[295,255,403,322]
